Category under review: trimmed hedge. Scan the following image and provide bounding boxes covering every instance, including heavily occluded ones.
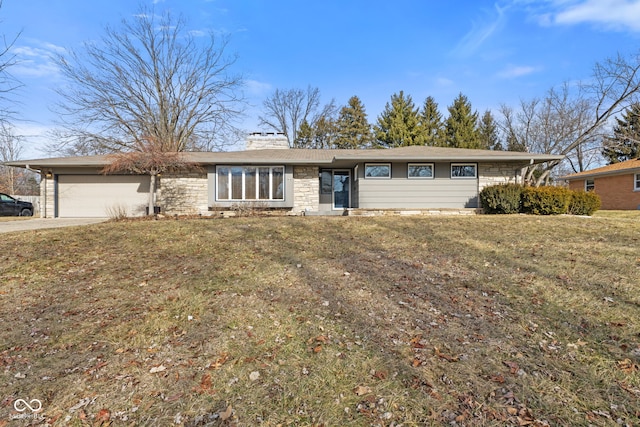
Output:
[479,183,522,214]
[568,190,601,216]
[480,184,601,216]
[521,186,572,215]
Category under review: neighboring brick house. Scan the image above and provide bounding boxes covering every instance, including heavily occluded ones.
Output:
[562,159,640,210]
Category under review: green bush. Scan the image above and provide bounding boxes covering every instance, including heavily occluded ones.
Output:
[568,190,601,216]
[479,183,523,214]
[521,186,572,215]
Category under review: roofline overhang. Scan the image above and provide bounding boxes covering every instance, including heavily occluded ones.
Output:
[561,167,640,181]
[3,152,564,170]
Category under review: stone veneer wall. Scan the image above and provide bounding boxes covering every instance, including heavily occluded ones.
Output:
[292,166,319,213]
[40,176,55,218]
[158,172,208,215]
[478,163,523,192]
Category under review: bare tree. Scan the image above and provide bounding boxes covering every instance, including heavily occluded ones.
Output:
[0,0,21,124]
[102,138,198,215]
[0,123,37,195]
[500,52,640,185]
[51,5,245,155]
[258,86,335,148]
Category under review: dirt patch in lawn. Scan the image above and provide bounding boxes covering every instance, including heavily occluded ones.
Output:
[0,215,639,426]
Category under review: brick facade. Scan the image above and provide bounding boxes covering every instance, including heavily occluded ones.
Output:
[568,173,640,210]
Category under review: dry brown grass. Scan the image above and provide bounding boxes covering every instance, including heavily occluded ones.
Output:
[0,214,639,426]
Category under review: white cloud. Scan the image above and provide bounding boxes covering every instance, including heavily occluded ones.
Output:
[453,3,508,57]
[244,79,272,96]
[11,41,66,79]
[497,64,539,78]
[553,0,640,31]
[512,0,640,32]
[435,77,455,87]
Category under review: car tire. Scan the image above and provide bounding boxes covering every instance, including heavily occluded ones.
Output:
[19,208,33,217]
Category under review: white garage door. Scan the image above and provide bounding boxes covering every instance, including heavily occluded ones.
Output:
[57,175,150,218]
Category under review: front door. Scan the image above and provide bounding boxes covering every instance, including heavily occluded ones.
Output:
[333,170,350,209]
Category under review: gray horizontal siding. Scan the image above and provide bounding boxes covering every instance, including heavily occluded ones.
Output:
[357,162,478,208]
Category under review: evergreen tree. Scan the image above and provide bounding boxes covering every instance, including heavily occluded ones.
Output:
[506,131,526,152]
[313,115,336,149]
[602,103,640,163]
[334,96,373,149]
[374,91,421,147]
[442,93,480,149]
[417,96,443,146]
[294,120,314,148]
[478,110,502,150]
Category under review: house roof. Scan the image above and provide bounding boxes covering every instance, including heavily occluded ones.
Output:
[4,146,564,170]
[561,158,640,180]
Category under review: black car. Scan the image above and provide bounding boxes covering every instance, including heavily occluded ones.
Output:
[0,193,34,216]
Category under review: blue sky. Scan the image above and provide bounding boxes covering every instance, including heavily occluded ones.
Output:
[3,0,640,157]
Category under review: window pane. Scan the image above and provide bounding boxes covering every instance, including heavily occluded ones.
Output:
[320,170,332,194]
[365,164,390,178]
[245,167,257,200]
[217,167,229,200]
[451,164,476,178]
[272,167,284,199]
[259,167,270,199]
[408,164,433,178]
[231,166,243,199]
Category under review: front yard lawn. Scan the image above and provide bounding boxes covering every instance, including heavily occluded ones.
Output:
[1,215,639,426]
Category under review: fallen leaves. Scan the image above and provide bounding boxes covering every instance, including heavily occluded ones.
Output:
[149,365,166,374]
[434,347,459,362]
[353,385,372,396]
[617,358,639,373]
[219,404,233,421]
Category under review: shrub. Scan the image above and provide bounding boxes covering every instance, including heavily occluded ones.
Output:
[479,183,523,214]
[568,190,601,216]
[521,186,572,215]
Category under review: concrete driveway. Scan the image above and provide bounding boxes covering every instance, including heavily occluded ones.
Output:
[0,218,108,234]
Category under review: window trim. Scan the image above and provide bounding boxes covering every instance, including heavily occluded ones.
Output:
[585,178,595,192]
[450,163,477,179]
[635,173,640,191]
[407,163,435,179]
[216,165,284,201]
[364,163,391,179]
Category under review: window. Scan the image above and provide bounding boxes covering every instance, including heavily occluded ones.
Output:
[217,166,284,200]
[451,163,477,179]
[320,169,332,194]
[585,179,595,192]
[635,173,640,191]
[408,163,434,179]
[365,163,391,178]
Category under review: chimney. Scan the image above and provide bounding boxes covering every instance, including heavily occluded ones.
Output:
[245,132,290,150]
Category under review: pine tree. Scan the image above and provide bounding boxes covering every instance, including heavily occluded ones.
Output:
[374,91,421,148]
[506,131,526,152]
[478,110,502,150]
[442,93,480,149]
[334,96,373,149]
[417,96,443,146]
[294,120,314,148]
[602,103,640,163]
